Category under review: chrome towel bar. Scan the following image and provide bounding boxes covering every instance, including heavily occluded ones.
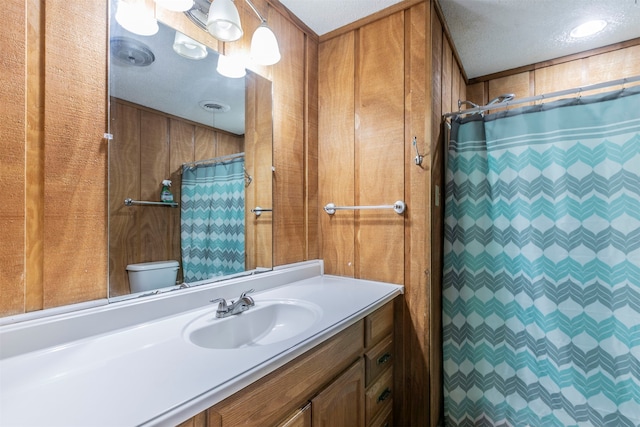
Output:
[124,198,178,208]
[323,201,406,215]
[250,207,272,216]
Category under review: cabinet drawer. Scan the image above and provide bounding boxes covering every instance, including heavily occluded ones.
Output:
[369,404,392,427]
[365,302,393,348]
[365,367,393,425]
[364,335,393,386]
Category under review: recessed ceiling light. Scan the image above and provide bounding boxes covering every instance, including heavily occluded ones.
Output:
[570,20,607,38]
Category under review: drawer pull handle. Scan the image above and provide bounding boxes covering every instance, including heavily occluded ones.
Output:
[377,387,392,403]
[383,423,390,427]
[377,352,392,365]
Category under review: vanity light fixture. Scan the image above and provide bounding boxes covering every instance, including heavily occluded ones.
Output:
[173,31,208,59]
[206,0,281,65]
[155,0,194,12]
[115,0,159,36]
[216,53,247,78]
[570,19,607,38]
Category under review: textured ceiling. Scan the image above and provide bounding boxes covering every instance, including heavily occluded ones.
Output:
[279,0,640,79]
[279,0,404,36]
[439,0,640,79]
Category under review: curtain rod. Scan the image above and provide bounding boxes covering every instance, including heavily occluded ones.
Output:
[443,74,640,119]
[182,152,245,169]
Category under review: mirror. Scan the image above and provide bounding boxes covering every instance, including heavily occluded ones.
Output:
[108,5,273,299]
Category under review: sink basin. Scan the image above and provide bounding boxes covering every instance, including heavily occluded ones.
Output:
[185,299,322,349]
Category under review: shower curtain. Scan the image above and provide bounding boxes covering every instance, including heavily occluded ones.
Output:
[181,158,245,282]
[443,87,640,426]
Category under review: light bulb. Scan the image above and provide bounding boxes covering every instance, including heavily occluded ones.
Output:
[155,0,193,12]
[250,23,281,65]
[115,0,158,36]
[570,20,607,38]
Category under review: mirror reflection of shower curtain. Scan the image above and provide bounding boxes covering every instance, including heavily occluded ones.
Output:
[443,87,640,426]
[181,158,245,282]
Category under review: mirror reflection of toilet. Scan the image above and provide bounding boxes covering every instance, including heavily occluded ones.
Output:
[126,261,179,293]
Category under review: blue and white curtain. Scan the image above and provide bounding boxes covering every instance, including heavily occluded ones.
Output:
[443,87,640,426]
[181,158,245,282]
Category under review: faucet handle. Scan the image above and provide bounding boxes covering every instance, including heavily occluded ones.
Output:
[210,297,228,313]
[240,289,255,306]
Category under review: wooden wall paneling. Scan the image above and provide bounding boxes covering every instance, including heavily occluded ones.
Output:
[245,74,259,271]
[318,32,356,277]
[534,60,586,97]
[109,102,142,296]
[0,0,27,315]
[270,8,307,266]
[402,3,430,425]
[194,127,217,162]
[465,81,486,107]
[169,119,195,272]
[25,0,44,312]
[139,112,171,262]
[42,0,108,308]
[245,72,273,270]
[488,71,533,110]
[355,13,405,284]
[450,60,461,115]
[583,44,640,92]
[253,74,274,268]
[430,8,445,427]
[441,38,453,118]
[305,36,319,261]
[216,133,244,157]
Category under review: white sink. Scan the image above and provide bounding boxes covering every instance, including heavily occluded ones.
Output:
[184,299,322,349]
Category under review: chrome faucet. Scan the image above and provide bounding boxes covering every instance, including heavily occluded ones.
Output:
[210,289,255,318]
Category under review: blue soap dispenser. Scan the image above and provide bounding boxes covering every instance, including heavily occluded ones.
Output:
[160,179,174,203]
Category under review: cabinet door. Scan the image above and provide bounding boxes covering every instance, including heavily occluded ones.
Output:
[312,359,365,427]
[277,403,311,427]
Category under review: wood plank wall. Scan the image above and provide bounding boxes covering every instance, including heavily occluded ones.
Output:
[1,0,318,316]
[245,73,274,270]
[466,44,640,107]
[108,99,244,296]
[318,1,464,425]
[0,0,108,316]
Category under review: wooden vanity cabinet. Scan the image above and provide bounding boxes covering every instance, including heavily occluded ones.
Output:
[178,300,395,427]
[363,301,394,427]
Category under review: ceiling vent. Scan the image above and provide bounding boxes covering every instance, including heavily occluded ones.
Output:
[110,37,155,67]
[199,100,231,113]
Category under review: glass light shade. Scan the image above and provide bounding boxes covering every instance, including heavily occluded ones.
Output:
[173,31,208,60]
[115,0,159,36]
[207,0,243,42]
[155,0,193,12]
[570,20,607,38]
[250,23,281,65]
[216,54,246,78]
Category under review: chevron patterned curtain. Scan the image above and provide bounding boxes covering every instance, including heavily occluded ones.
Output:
[443,88,640,426]
[181,158,245,282]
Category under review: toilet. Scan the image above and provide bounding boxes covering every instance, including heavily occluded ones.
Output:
[126,260,180,293]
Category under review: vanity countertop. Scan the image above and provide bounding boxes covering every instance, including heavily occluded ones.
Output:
[0,261,403,426]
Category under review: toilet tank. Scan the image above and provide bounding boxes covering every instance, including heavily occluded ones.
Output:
[126,260,180,293]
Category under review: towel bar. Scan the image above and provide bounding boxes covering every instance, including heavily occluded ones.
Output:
[323,201,406,215]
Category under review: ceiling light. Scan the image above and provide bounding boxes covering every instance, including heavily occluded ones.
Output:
[201,0,280,65]
[173,31,208,59]
[570,20,607,38]
[250,22,281,65]
[155,0,194,12]
[207,0,243,42]
[115,0,159,36]
[216,54,246,78]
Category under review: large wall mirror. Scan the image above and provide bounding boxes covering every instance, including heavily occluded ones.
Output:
[108,2,273,299]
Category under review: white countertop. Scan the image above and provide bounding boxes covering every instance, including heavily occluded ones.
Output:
[0,261,403,426]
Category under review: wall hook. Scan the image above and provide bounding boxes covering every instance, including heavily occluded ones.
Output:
[412,136,424,166]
